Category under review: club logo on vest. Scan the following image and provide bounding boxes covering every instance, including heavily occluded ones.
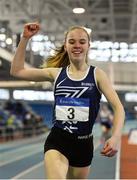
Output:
[81,82,95,90]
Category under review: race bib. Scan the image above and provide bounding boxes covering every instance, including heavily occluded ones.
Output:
[55,97,89,122]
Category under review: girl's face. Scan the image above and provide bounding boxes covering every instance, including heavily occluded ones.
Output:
[64,28,90,64]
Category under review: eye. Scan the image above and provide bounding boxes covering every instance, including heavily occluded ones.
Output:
[68,39,75,44]
[80,39,87,44]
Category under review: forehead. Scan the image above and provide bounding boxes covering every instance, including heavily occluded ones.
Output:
[66,28,89,39]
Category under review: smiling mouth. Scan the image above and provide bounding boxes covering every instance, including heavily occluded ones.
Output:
[72,51,82,54]
[73,53,81,55]
[72,48,82,53]
[72,53,81,57]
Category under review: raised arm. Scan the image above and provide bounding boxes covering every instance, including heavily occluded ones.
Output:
[10,22,59,82]
[96,68,125,157]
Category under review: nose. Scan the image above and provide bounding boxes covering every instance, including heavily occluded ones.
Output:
[74,41,81,48]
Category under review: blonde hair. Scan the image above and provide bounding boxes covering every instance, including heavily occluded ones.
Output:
[42,26,90,68]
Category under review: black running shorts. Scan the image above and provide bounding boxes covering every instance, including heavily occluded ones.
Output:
[44,127,94,167]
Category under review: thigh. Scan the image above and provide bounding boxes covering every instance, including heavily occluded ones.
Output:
[67,165,91,179]
[44,149,69,179]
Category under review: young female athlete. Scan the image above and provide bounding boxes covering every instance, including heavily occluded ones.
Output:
[10,22,125,179]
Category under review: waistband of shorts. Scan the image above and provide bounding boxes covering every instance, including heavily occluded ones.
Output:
[51,127,93,140]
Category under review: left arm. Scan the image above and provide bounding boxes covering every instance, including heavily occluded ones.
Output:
[96,68,125,157]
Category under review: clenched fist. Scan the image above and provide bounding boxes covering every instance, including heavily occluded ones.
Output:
[23,22,40,39]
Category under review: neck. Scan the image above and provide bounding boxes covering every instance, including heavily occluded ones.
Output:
[69,62,89,72]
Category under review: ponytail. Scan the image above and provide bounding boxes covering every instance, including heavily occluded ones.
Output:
[42,45,70,68]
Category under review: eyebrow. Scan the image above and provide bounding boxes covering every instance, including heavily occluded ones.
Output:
[68,38,87,41]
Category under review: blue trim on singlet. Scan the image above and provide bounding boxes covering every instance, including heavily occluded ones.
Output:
[56,97,89,107]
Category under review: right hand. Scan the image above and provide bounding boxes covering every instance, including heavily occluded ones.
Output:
[23,22,40,39]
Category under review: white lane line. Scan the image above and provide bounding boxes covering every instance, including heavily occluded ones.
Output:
[11,161,44,180]
[0,149,42,167]
[0,133,49,167]
[115,139,121,180]
[1,142,42,156]
[0,133,48,149]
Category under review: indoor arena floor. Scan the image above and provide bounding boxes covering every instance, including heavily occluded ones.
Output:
[0,121,136,180]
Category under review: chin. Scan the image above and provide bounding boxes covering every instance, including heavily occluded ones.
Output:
[69,54,85,63]
[72,58,82,62]
[72,55,83,60]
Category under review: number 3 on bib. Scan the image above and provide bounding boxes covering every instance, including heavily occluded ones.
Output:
[67,107,75,119]
[55,97,90,122]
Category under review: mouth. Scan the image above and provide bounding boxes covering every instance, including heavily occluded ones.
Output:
[72,50,82,55]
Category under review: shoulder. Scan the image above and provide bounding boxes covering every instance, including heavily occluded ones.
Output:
[95,67,108,83]
[43,67,62,81]
[94,67,111,91]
